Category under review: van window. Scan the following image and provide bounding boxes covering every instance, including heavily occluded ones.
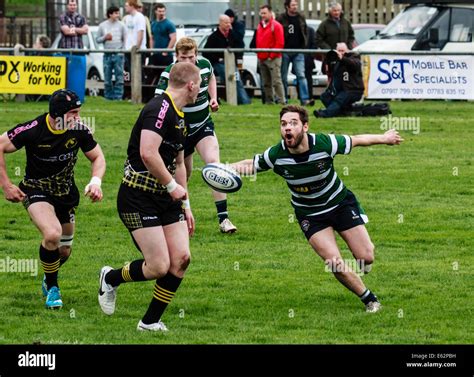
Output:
[413,9,449,50]
[450,8,473,42]
[379,6,437,38]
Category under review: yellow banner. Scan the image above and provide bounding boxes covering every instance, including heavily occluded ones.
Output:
[0,56,67,95]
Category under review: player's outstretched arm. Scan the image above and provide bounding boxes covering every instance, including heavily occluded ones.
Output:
[0,132,26,203]
[175,151,194,236]
[140,130,186,201]
[84,144,106,202]
[231,159,255,176]
[351,129,404,148]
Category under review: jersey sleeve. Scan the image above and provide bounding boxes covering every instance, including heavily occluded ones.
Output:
[155,66,171,95]
[253,146,276,172]
[79,127,98,153]
[7,119,41,150]
[318,133,352,157]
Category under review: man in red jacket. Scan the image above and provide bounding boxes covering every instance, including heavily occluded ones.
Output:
[255,4,285,105]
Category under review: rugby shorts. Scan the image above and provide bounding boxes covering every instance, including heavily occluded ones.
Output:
[116,183,185,231]
[20,183,79,225]
[297,190,368,240]
[184,120,215,158]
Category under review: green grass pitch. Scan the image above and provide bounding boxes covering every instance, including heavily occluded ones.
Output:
[0,97,473,344]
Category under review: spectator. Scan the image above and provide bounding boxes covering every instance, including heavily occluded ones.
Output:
[59,0,88,49]
[255,4,285,105]
[33,35,51,50]
[314,43,364,118]
[277,0,313,106]
[137,2,153,49]
[224,9,245,68]
[315,2,355,50]
[96,6,126,100]
[150,3,177,67]
[304,25,316,103]
[124,0,147,72]
[203,15,250,105]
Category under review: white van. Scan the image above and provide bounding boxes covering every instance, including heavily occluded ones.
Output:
[356,0,474,53]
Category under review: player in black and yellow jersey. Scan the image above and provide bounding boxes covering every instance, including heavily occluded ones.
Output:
[98,62,201,331]
[0,89,106,309]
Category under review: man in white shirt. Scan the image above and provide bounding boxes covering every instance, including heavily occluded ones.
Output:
[124,0,147,50]
[124,0,147,76]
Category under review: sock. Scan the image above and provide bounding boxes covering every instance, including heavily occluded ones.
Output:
[105,259,147,287]
[215,200,228,223]
[142,272,183,325]
[359,289,378,305]
[39,244,60,290]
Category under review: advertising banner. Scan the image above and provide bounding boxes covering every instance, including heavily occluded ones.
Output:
[0,55,67,95]
[364,54,474,100]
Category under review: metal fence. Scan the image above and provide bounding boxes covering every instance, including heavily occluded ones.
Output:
[2,46,473,105]
[0,18,47,47]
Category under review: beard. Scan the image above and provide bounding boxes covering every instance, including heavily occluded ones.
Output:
[283,130,305,149]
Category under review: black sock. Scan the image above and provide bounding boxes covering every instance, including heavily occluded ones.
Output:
[215,200,228,223]
[39,244,60,290]
[142,272,183,325]
[359,289,378,305]
[105,259,147,287]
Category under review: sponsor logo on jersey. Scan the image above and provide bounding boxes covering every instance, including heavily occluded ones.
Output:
[8,120,39,140]
[38,144,51,148]
[65,138,78,149]
[155,100,170,129]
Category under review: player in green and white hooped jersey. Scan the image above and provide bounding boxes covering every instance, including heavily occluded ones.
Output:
[232,105,403,313]
[156,37,237,234]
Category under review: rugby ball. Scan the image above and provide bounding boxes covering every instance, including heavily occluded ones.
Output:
[201,163,242,193]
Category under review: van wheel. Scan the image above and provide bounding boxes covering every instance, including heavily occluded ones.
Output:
[87,69,102,97]
[241,71,256,98]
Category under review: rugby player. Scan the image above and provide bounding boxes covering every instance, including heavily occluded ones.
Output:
[155,37,238,234]
[0,89,106,309]
[232,105,403,312]
[98,62,200,331]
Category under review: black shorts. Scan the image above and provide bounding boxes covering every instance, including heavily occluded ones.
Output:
[116,183,185,231]
[184,120,215,157]
[20,184,79,225]
[297,190,368,240]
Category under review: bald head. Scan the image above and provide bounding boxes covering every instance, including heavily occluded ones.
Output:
[336,42,348,55]
[169,62,200,89]
[218,15,232,34]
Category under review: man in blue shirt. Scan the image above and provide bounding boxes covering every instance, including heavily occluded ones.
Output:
[150,3,177,67]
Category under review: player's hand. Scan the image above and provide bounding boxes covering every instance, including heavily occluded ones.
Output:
[384,129,404,145]
[209,98,219,112]
[184,208,195,236]
[84,184,103,202]
[3,183,26,203]
[105,33,113,41]
[169,184,187,201]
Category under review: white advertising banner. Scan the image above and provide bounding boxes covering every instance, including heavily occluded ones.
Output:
[365,55,474,100]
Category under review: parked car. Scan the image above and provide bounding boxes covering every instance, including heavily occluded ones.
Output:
[51,26,104,96]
